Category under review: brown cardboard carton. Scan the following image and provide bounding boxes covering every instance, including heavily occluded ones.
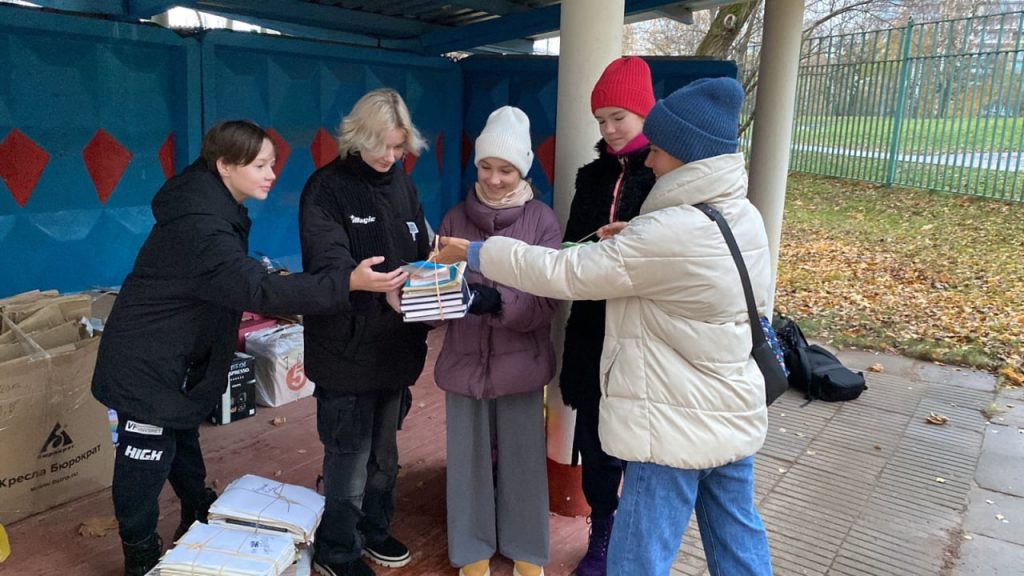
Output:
[0,297,114,524]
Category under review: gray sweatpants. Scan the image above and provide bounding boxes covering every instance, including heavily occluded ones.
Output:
[445,389,550,567]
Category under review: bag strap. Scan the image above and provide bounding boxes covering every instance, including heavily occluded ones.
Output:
[693,203,766,350]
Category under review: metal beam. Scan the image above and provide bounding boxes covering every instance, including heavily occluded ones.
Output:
[127,0,180,18]
[158,0,444,38]
[444,0,529,16]
[417,0,686,54]
[198,9,423,51]
[20,0,127,16]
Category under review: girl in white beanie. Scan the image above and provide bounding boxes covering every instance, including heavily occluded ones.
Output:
[434,106,561,576]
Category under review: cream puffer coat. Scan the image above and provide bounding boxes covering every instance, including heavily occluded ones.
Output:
[479,153,771,469]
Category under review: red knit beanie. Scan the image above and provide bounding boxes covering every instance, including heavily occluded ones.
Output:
[590,56,655,117]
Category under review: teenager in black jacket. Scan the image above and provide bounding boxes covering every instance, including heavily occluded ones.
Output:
[560,57,657,576]
[92,121,404,576]
[298,88,431,576]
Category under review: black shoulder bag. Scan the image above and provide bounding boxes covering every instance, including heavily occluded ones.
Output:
[695,203,789,405]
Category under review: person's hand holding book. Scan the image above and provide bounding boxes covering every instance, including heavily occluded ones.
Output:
[433,236,470,265]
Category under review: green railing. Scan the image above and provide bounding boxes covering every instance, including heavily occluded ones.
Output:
[740,12,1024,201]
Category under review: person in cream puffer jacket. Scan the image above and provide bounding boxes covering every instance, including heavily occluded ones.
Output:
[481,150,770,471]
[439,77,774,576]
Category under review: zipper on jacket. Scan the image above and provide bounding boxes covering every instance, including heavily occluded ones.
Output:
[608,158,627,223]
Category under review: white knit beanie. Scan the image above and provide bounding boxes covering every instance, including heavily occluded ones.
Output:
[474,106,534,177]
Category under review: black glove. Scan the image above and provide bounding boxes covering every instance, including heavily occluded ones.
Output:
[468,283,502,315]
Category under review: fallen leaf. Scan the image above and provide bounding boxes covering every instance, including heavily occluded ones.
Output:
[271,417,287,426]
[999,367,1024,386]
[78,516,119,538]
[926,413,950,425]
[868,363,885,373]
[874,444,882,450]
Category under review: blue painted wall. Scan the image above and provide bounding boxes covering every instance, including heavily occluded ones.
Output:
[0,6,738,297]
[200,31,463,272]
[0,8,199,296]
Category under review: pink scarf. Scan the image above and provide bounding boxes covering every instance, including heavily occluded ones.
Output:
[611,133,649,157]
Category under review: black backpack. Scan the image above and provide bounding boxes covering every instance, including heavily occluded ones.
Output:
[773,316,867,402]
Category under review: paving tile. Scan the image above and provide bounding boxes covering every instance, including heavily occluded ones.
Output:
[975,425,1024,497]
[917,363,996,391]
[963,487,1024,545]
[954,532,1024,575]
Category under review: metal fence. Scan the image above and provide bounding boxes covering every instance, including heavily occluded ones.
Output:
[741,12,1024,201]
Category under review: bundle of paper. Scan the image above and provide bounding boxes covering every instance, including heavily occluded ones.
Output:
[153,522,296,576]
[208,475,325,543]
[399,261,472,322]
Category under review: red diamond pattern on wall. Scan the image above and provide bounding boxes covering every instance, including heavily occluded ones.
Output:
[536,134,556,186]
[310,127,338,169]
[83,129,132,204]
[403,152,418,176]
[435,131,444,177]
[265,128,290,181]
[0,128,50,207]
[159,133,176,180]
[461,131,472,171]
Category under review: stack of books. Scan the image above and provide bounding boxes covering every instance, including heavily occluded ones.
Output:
[146,475,324,576]
[208,474,325,543]
[399,261,472,322]
[152,523,296,576]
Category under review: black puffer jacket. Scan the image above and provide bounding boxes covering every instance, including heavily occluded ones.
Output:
[92,160,348,429]
[299,154,431,396]
[559,140,656,408]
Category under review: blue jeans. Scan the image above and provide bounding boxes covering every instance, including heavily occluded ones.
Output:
[607,457,771,576]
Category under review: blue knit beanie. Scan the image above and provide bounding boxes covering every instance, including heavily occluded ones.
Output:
[643,77,744,164]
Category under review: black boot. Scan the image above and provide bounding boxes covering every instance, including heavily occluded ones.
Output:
[123,533,163,576]
[173,487,218,541]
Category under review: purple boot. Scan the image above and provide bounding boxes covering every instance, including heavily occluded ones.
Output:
[573,515,613,576]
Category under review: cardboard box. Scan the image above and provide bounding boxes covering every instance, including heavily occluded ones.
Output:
[236,312,280,351]
[0,292,114,524]
[244,325,314,407]
[211,353,257,425]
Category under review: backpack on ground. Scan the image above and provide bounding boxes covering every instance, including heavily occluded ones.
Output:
[773,316,867,402]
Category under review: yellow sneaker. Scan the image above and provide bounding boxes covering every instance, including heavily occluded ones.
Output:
[512,560,544,576]
[458,558,491,576]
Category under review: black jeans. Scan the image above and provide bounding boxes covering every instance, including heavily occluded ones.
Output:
[112,416,207,544]
[574,399,625,520]
[314,389,402,565]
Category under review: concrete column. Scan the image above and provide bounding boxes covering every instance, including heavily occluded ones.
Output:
[546,0,625,518]
[747,0,804,313]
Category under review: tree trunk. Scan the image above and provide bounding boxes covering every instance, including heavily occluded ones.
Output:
[695,1,763,59]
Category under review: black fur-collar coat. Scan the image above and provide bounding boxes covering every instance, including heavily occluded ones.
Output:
[559,140,656,408]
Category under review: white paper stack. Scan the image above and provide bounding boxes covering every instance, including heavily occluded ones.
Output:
[153,522,296,576]
[208,475,325,543]
[399,261,472,322]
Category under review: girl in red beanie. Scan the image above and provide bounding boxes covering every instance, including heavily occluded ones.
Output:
[559,56,656,576]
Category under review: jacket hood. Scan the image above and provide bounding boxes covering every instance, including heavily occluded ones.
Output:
[151,159,250,228]
[641,153,747,214]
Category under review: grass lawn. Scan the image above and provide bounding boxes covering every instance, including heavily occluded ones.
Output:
[775,172,1024,382]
